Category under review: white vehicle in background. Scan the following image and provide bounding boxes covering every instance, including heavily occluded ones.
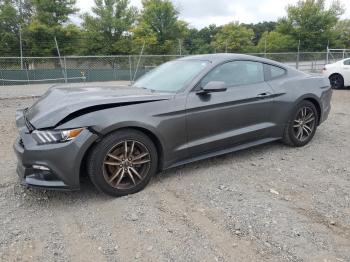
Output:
[322,58,350,89]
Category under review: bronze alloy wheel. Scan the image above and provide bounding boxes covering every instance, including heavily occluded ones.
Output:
[292,106,316,142]
[103,140,151,190]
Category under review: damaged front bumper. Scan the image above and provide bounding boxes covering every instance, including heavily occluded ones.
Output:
[13,110,99,190]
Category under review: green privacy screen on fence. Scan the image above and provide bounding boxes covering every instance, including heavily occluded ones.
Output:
[0,69,149,85]
[0,55,182,86]
[0,52,346,86]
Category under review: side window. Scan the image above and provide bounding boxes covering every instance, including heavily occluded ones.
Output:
[201,61,264,87]
[267,64,286,80]
[344,59,350,65]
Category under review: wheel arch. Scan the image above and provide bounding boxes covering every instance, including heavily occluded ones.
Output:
[329,72,344,80]
[302,97,322,126]
[80,125,165,180]
[125,126,165,171]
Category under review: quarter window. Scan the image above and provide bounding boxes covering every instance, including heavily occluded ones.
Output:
[265,64,286,80]
[270,65,286,78]
[201,61,264,87]
[344,59,350,65]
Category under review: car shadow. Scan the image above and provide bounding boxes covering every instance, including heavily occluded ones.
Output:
[156,141,287,181]
[17,140,290,205]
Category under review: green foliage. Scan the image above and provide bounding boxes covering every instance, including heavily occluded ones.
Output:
[334,19,350,48]
[81,0,137,55]
[257,31,297,52]
[132,0,187,54]
[183,25,219,54]
[276,0,344,51]
[212,22,255,53]
[0,0,348,56]
[24,0,80,56]
[32,0,77,26]
[243,21,276,45]
[0,0,20,56]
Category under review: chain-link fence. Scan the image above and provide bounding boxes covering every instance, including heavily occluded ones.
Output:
[0,52,349,86]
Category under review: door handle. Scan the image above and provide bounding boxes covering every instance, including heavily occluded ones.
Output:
[257,92,272,98]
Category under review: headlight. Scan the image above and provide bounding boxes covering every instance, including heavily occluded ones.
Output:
[32,128,84,145]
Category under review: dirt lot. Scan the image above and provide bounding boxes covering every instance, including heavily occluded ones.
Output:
[0,83,349,262]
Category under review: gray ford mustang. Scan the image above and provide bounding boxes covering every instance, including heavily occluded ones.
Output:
[14,54,332,196]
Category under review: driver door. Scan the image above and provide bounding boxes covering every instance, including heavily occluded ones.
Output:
[185,60,275,157]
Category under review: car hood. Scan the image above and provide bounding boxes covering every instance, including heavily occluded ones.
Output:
[24,85,173,129]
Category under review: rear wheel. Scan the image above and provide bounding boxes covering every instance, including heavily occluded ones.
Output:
[329,74,344,89]
[87,129,158,197]
[282,101,318,147]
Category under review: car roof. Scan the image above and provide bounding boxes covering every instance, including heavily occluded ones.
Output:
[179,53,290,69]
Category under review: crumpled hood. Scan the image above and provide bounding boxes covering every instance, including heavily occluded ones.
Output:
[24,85,172,129]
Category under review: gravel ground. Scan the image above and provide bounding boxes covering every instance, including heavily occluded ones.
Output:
[0,83,349,262]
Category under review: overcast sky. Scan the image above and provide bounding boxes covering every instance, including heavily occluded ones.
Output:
[76,0,350,29]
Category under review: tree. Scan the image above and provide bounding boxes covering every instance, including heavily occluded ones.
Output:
[133,0,187,54]
[212,22,254,53]
[183,24,219,54]
[0,0,20,56]
[31,0,77,26]
[276,0,344,51]
[334,19,350,49]
[81,0,137,55]
[24,0,81,56]
[243,21,276,45]
[257,31,297,52]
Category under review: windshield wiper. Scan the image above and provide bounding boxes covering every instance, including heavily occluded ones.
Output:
[134,86,156,92]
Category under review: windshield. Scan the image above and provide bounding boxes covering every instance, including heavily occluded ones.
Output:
[133,60,209,92]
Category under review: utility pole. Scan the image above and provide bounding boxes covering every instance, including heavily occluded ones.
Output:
[264,38,267,58]
[18,0,23,70]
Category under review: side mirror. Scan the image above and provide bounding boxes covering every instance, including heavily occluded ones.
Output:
[197,81,227,94]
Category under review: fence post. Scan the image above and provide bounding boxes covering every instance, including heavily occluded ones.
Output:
[1,71,4,87]
[133,41,146,82]
[64,56,68,83]
[25,66,30,85]
[296,40,300,69]
[114,61,117,81]
[129,55,132,83]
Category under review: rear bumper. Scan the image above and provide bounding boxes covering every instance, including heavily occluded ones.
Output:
[320,103,331,124]
[13,129,98,190]
[320,88,333,124]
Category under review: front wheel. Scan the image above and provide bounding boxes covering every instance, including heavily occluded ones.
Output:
[87,129,158,197]
[282,101,318,147]
[329,74,344,89]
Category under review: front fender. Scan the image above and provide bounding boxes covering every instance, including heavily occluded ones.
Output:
[56,102,188,170]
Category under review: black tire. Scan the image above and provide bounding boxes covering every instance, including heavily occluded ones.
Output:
[87,129,158,197]
[329,74,344,89]
[282,101,318,147]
